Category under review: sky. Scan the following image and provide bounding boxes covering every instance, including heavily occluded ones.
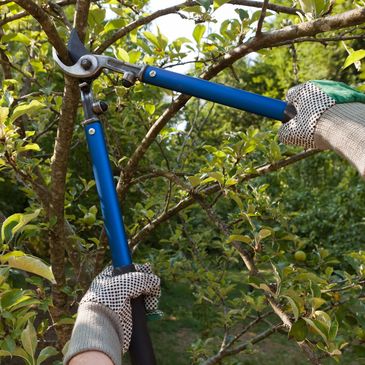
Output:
[148,0,239,42]
[146,1,241,71]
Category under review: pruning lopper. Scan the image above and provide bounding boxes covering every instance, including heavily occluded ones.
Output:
[53,29,297,365]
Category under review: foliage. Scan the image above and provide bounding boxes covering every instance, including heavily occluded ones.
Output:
[0,0,365,364]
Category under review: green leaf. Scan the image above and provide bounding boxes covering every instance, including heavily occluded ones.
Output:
[289,319,308,341]
[2,33,31,45]
[15,311,37,331]
[269,140,281,161]
[328,318,339,341]
[225,178,238,186]
[116,48,129,63]
[235,8,249,21]
[310,297,326,310]
[309,281,321,298]
[182,5,203,14]
[10,101,45,123]
[0,350,12,357]
[1,209,40,243]
[342,49,365,69]
[88,7,106,27]
[144,103,155,115]
[36,346,58,365]
[0,266,9,286]
[258,228,271,241]
[313,0,331,15]
[3,336,16,353]
[21,321,37,358]
[314,310,331,332]
[0,107,9,123]
[193,24,206,45]
[295,272,326,284]
[298,0,314,14]
[55,317,75,326]
[1,289,26,309]
[13,347,32,365]
[188,175,201,187]
[228,191,243,209]
[196,0,211,11]
[207,171,224,184]
[228,235,252,244]
[11,298,40,312]
[303,317,328,343]
[144,31,160,48]
[5,254,56,284]
[18,143,41,152]
[282,295,300,321]
[213,0,230,9]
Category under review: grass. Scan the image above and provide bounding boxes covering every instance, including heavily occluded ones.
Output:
[123,281,364,365]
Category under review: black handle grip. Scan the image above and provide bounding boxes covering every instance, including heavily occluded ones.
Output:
[282,102,297,123]
[113,265,157,365]
[129,295,157,365]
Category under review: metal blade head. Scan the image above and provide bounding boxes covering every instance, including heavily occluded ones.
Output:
[67,29,90,64]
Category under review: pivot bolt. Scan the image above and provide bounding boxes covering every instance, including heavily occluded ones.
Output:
[122,72,137,88]
[88,128,96,135]
[92,101,108,114]
[81,58,92,70]
[149,70,156,77]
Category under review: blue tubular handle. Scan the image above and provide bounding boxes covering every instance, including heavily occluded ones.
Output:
[84,120,156,365]
[84,121,132,267]
[142,66,290,122]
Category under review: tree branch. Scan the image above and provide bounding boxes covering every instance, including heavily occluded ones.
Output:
[188,181,321,364]
[274,34,365,46]
[0,1,77,27]
[48,75,80,346]
[231,1,302,15]
[96,0,302,53]
[256,0,269,35]
[73,0,91,42]
[204,7,365,78]
[13,0,69,61]
[117,7,365,202]
[202,324,284,365]
[129,150,319,247]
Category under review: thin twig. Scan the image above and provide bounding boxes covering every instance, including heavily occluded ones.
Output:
[129,150,319,247]
[96,0,302,54]
[13,0,69,61]
[256,0,269,35]
[117,7,365,203]
[275,34,365,46]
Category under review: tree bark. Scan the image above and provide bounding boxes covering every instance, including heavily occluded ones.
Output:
[48,75,80,347]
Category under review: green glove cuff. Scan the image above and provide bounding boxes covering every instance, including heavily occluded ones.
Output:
[311,80,365,104]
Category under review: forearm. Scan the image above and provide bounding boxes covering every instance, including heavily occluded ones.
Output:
[69,351,114,365]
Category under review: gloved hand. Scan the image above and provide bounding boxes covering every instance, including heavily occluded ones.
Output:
[63,263,161,365]
[278,80,365,178]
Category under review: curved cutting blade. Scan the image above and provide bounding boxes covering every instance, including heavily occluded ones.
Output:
[67,29,90,64]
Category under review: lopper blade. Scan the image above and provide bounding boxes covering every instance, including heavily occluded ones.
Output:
[67,29,90,64]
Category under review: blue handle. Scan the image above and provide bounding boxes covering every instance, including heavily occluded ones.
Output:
[84,120,132,267]
[142,66,288,121]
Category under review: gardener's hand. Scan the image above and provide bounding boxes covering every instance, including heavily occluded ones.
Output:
[63,264,161,365]
[278,80,365,179]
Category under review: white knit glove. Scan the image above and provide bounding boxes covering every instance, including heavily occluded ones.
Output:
[279,80,365,178]
[80,263,161,354]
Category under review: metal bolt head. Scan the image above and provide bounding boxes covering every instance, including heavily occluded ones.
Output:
[88,128,96,135]
[149,70,156,78]
[92,101,108,114]
[81,58,92,70]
